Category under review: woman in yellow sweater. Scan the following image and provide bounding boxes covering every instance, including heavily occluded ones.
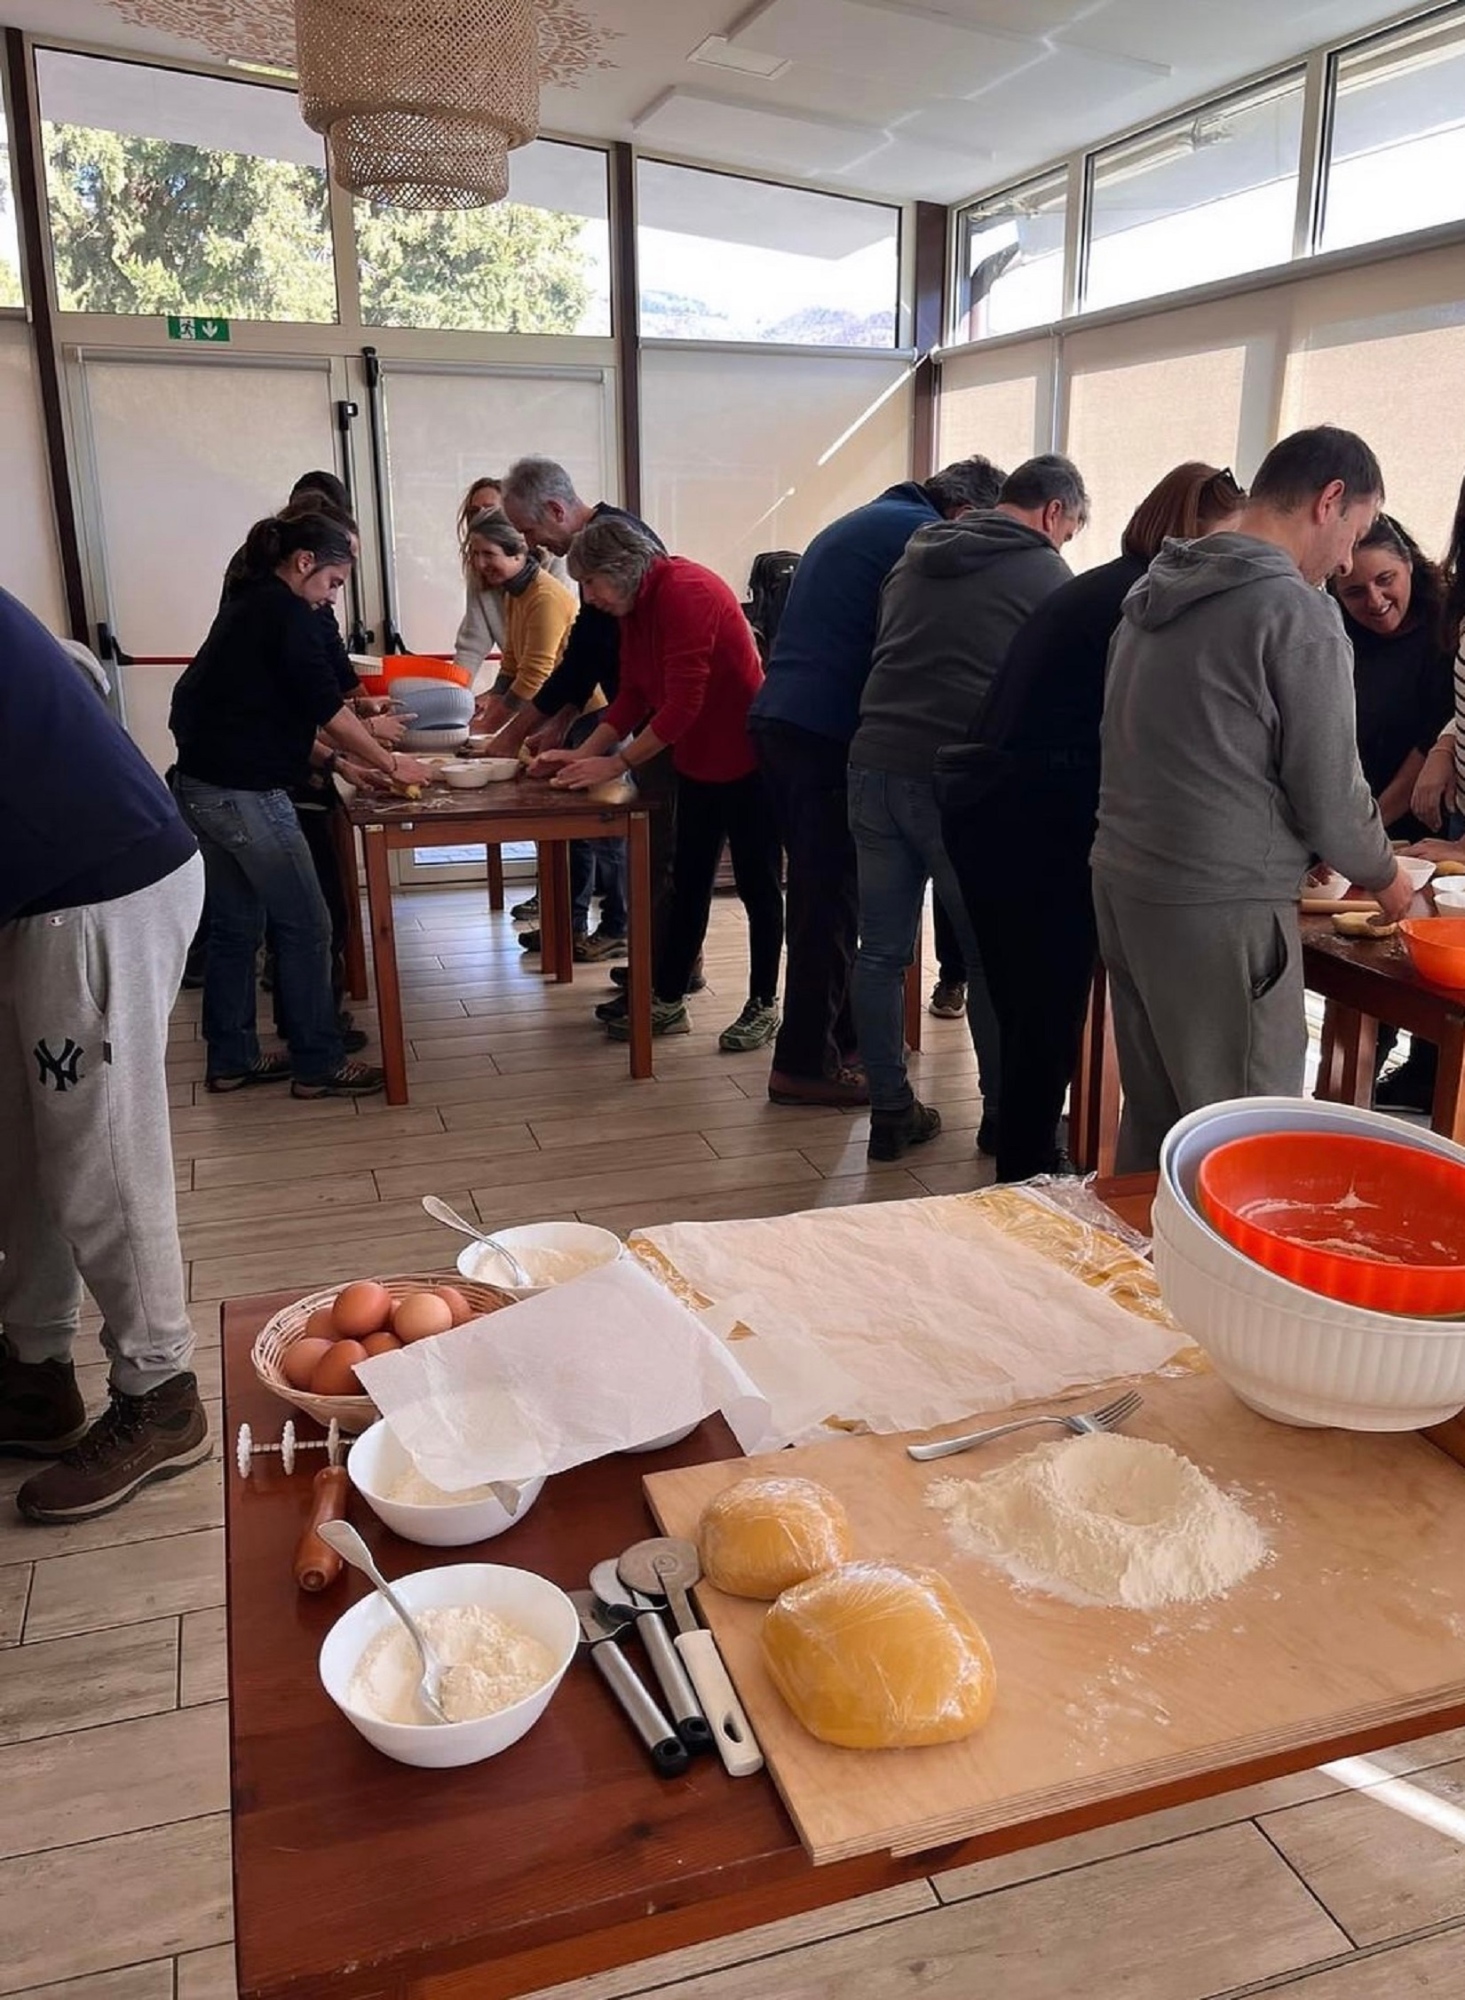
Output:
[466,510,578,737]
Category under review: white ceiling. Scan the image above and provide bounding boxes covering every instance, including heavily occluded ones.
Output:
[5,0,1422,205]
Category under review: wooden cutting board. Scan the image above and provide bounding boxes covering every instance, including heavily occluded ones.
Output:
[645,1371,1465,1866]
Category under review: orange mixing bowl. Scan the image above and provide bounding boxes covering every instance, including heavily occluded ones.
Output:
[1400,918,1465,992]
[1197,1131,1465,1315]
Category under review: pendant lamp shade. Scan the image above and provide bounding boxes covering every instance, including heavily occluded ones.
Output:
[295,0,540,209]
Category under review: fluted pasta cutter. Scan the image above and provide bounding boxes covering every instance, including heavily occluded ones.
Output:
[617,1537,763,1778]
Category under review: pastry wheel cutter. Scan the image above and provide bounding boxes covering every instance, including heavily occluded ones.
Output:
[617,1537,763,1777]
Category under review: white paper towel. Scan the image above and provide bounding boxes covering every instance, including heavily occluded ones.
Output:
[354,1258,770,1488]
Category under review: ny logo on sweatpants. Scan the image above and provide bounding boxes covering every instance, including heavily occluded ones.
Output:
[34,1037,86,1091]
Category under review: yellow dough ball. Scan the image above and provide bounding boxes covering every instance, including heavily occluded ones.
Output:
[761,1560,997,1750]
[698,1476,853,1600]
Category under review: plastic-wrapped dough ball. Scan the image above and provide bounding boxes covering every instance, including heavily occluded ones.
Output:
[761,1560,997,1749]
[698,1476,853,1600]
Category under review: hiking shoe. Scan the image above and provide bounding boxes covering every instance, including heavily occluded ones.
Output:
[0,1346,87,1458]
[16,1374,210,1523]
[291,1061,385,1099]
[340,1027,370,1055]
[928,980,966,1019]
[511,893,540,921]
[720,999,781,1053]
[1375,1049,1437,1112]
[578,928,628,963]
[518,928,542,953]
[610,965,706,994]
[768,1064,869,1107]
[868,1099,942,1162]
[606,997,690,1041]
[205,1051,291,1094]
[594,992,628,1025]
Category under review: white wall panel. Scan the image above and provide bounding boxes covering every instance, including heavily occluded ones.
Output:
[0,322,66,631]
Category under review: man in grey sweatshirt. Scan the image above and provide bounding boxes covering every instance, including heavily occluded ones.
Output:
[850,454,1088,1161]
[1092,425,1411,1172]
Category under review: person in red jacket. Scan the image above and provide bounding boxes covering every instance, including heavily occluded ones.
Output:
[535,515,784,1049]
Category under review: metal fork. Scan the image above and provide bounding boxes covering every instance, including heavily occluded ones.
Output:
[906,1389,1144,1463]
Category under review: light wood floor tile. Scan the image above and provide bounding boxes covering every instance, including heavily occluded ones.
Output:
[0,1812,231,1994]
[0,1457,222,1566]
[24,1530,223,1643]
[794,1120,984,1178]
[0,1621,179,1747]
[531,1095,850,1152]
[190,1227,460,1299]
[0,1702,227,1860]
[1261,1758,1465,1944]
[7,1963,174,1999]
[376,1130,711,1205]
[1264,1929,1465,1994]
[467,1151,821,1227]
[179,1608,226,1708]
[1365,1726,1465,1775]
[175,1171,379,1230]
[0,1566,31,1645]
[905,1157,999,1197]
[175,1944,237,2000]
[181,1188,474,1264]
[189,1121,533,1192]
[435,1073,748,1121]
[580,1170,930,1236]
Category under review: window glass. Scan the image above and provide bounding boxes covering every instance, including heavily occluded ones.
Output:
[636,161,898,346]
[955,172,1066,342]
[37,50,336,322]
[357,140,610,334]
[1321,10,1465,253]
[0,112,21,307]
[1084,74,1304,313]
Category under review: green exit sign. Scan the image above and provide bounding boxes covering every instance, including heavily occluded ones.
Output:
[166,315,230,343]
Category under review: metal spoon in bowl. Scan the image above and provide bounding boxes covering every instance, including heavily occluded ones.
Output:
[420,1195,534,1289]
[316,1519,449,1724]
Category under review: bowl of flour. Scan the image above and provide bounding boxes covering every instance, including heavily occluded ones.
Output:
[348,1418,545,1546]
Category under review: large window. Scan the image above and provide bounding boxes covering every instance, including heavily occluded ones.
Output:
[0,112,20,307]
[357,140,610,335]
[37,50,336,322]
[1321,9,1465,254]
[955,172,1067,342]
[1084,75,1305,313]
[636,161,899,347]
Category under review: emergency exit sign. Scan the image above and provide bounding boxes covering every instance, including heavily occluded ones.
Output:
[166,315,231,343]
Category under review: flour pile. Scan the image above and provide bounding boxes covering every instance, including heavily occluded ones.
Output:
[928,1432,1267,1610]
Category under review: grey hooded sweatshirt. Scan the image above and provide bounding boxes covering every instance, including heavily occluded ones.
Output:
[1092,532,1395,904]
[852,511,1071,779]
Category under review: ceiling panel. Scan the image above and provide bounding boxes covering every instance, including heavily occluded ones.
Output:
[633,87,885,177]
[730,0,1045,98]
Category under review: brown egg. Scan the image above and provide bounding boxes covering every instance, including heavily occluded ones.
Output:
[282,1336,333,1389]
[361,1330,402,1357]
[431,1284,474,1327]
[304,1306,338,1342]
[311,1339,368,1397]
[332,1280,392,1341]
[392,1291,455,1344]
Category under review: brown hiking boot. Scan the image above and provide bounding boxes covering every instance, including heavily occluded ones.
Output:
[17,1373,210,1523]
[0,1346,87,1457]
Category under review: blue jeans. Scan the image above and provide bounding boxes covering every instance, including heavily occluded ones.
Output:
[848,763,1000,1115]
[570,838,627,935]
[175,778,342,1084]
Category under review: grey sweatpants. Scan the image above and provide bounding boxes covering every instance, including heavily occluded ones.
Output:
[0,854,203,1394]
[1092,877,1307,1174]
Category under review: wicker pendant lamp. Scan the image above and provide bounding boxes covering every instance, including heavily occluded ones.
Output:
[295,0,540,209]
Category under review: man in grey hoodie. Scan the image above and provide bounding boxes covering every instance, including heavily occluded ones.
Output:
[849,454,1088,1161]
[1092,425,1412,1172]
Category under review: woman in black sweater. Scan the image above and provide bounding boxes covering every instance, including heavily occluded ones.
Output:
[939,462,1245,1182]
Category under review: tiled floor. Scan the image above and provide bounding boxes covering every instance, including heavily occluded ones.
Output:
[2,883,1462,1999]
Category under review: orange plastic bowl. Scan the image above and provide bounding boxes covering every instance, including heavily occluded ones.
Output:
[1197,1131,1465,1316]
[1400,918,1465,992]
[382,654,470,690]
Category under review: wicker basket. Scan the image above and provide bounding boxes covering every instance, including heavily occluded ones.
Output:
[251,1273,513,1434]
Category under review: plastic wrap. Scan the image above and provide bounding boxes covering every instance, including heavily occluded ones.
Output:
[968,1181,1176,1328]
[699,1475,852,1600]
[761,1561,997,1750]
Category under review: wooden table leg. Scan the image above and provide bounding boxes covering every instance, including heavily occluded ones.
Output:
[905,908,923,1054]
[537,841,563,980]
[485,843,505,913]
[1069,964,1120,1176]
[626,810,654,1081]
[1430,1013,1465,1143]
[1315,1002,1373,1107]
[361,827,407,1105]
[546,841,573,985]
[332,809,368,1004]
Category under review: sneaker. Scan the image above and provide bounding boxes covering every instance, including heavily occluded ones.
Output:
[594,992,628,1025]
[0,1346,87,1458]
[606,997,691,1041]
[868,1099,942,1162]
[291,1060,386,1099]
[518,929,541,953]
[578,929,628,963]
[719,999,781,1053]
[1375,1049,1437,1112]
[16,1373,210,1523]
[928,980,966,1020]
[610,964,705,993]
[340,1027,370,1055]
[768,1064,869,1107]
[511,893,540,921]
[205,1051,292,1094]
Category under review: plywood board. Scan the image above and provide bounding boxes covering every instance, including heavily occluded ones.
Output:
[645,1372,1465,1865]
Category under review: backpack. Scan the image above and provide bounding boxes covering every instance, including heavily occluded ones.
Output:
[744,550,800,662]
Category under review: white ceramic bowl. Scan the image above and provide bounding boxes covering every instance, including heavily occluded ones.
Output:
[460,757,520,784]
[1432,883,1465,912]
[319,1562,578,1768]
[1397,854,1436,890]
[346,1419,545,1546]
[1154,1098,1465,1429]
[456,1221,625,1299]
[438,763,493,790]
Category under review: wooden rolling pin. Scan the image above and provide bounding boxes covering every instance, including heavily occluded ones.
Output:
[1300,896,1381,914]
[294,1463,351,1592]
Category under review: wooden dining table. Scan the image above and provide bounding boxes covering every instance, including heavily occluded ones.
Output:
[342,777,655,1101]
[222,1177,1465,2000]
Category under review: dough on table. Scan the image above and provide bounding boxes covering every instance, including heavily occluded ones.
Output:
[698,1475,853,1600]
[761,1560,996,1750]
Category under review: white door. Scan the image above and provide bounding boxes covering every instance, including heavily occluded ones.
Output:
[72,351,340,772]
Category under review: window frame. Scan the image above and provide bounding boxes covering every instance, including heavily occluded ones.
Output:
[952,165,1070,347]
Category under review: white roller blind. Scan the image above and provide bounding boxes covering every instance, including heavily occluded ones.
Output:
[0,322,66,631]
[937,338,1051,479]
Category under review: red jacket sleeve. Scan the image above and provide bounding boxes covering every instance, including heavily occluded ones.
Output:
[645,575,721,745]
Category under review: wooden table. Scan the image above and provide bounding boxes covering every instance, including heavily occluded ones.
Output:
[224,1197,1465,2000]
[343,779,655,1101]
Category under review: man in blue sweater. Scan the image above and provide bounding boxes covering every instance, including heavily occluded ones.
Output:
[750,457,1004,1106]
[0,588,209,1522]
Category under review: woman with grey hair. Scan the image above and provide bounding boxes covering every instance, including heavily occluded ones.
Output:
[535,516,784,1049]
